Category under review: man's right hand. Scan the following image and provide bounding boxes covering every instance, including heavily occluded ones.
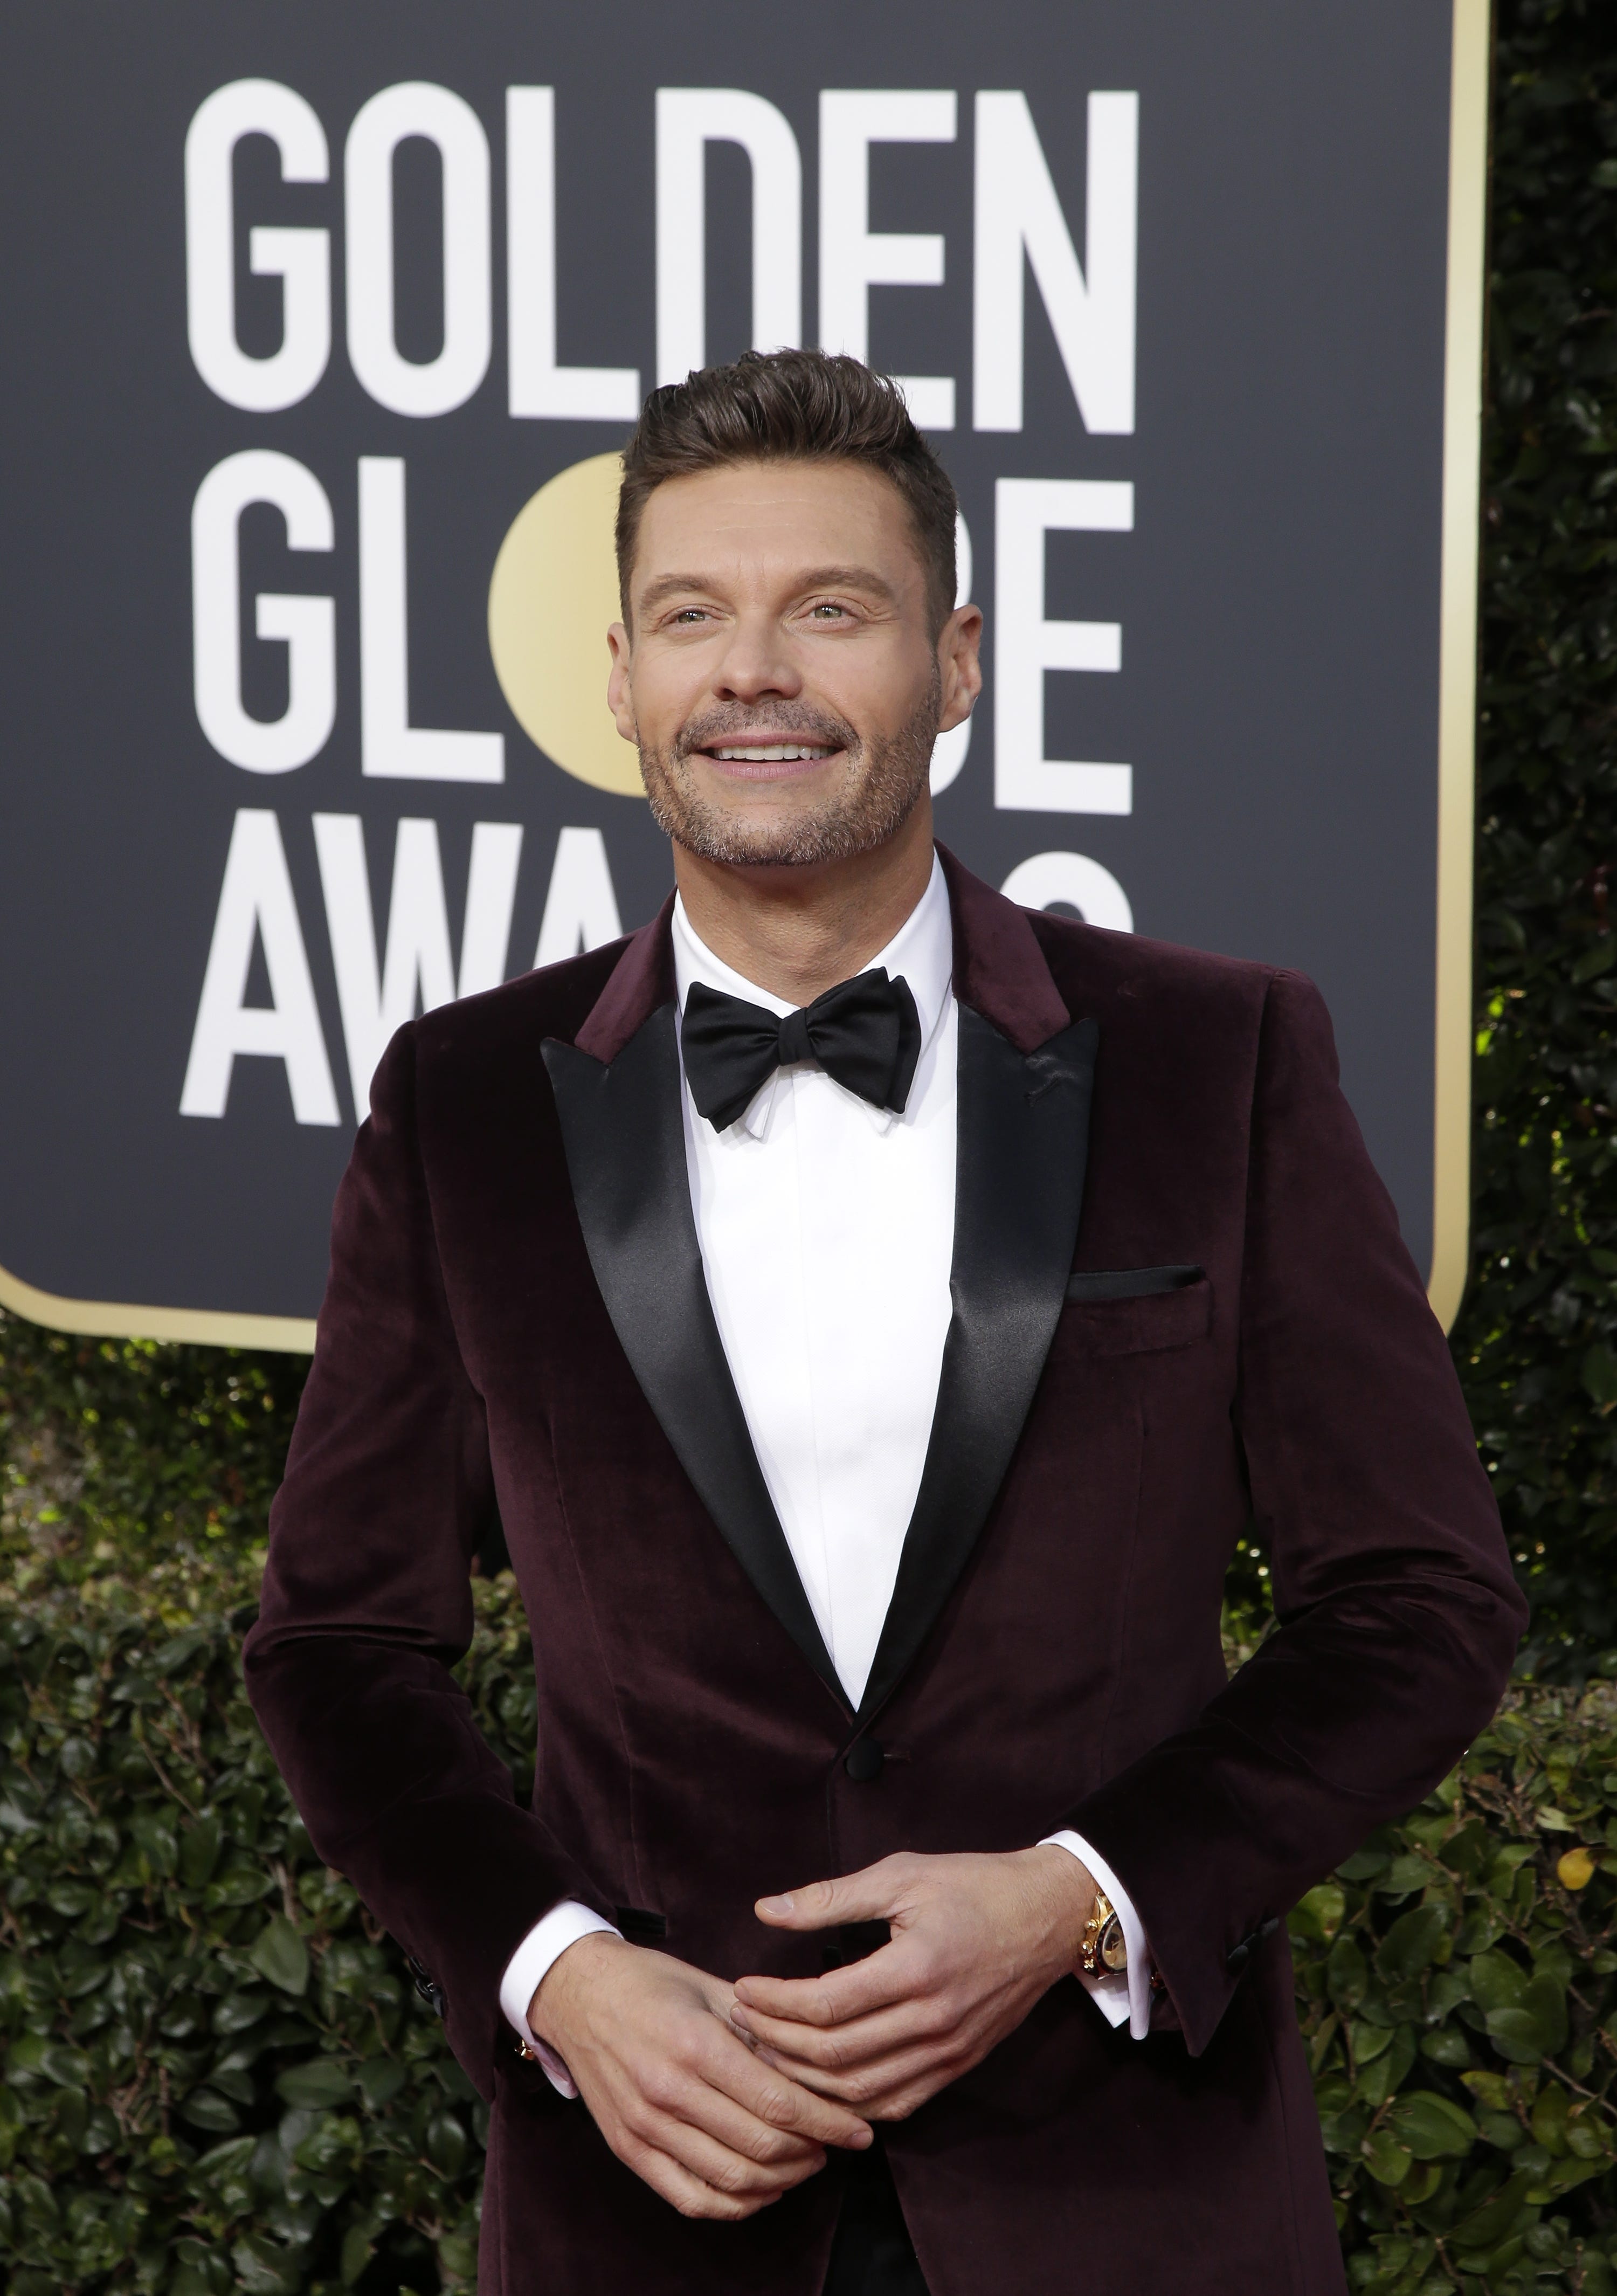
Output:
[529,1932,874,2219]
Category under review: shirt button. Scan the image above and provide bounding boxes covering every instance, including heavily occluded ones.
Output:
[844,1739,884,1783]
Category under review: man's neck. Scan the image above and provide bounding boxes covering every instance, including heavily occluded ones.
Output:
[671,801,938,1006]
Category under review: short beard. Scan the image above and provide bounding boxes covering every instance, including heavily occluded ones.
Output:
[639,668,942,869]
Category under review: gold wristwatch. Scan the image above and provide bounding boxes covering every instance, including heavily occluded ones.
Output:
[1079,1888,1129,1977]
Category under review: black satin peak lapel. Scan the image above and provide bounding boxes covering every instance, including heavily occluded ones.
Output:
[856,1009,1100,1724]
[542,1012,846,1711]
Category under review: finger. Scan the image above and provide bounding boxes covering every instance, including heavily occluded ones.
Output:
[642,2106,828,2203]
[748,2037,963,2118]
[653,2069,836,2170]
[625,2139,783,2222]
[755,1857,909,1934]
[701,2024,876,2152]
[731,1995,935,2073]
[734,1941,917,2029]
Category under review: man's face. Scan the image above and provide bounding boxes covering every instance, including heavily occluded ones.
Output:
[607,459,981,870]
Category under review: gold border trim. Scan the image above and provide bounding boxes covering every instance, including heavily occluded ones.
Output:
[0,1259,316,1355]
[5,10,1492,1356]
[1429,0,1492,1333]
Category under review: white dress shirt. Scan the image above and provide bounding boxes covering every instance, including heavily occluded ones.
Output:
[501,860,1152,2079]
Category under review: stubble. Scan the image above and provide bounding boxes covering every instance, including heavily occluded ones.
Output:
[638,668,942,870]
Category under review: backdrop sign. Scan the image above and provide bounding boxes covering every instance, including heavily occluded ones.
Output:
[0,1,1488,1349]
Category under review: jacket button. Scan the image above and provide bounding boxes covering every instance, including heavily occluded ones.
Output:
[844,1739,884,1782]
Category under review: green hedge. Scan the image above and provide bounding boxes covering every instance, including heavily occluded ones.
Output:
[0,1563,515,2295]
[9,1569,1617,2296]
[1448,0,1617,1674]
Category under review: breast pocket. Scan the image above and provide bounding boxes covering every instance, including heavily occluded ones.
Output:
[1060,1265,1212,1356]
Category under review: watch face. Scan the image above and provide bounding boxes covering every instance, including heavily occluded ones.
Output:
[1099,1916,1129,1974]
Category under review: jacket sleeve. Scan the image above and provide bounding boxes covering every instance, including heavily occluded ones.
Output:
[243,1024,613,2100]
[1065,968,1527,2057]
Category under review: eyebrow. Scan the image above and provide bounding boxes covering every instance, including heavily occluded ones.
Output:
[635,563,904,615]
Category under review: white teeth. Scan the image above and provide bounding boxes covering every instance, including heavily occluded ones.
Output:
[711,744,833,763]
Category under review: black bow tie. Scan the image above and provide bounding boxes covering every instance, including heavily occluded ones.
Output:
[681,969,923,1132]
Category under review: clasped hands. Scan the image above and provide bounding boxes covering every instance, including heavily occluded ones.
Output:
[528,1846,1095,2222]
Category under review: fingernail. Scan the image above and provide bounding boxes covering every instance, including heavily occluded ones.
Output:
[758,1894,793,1916]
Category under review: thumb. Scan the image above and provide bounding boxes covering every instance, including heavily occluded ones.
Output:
[755,1859,903,1931]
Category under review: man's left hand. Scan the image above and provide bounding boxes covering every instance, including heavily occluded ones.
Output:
[730,1847,1095,2122]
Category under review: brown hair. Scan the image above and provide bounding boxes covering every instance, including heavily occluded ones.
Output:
[615,349,958,632]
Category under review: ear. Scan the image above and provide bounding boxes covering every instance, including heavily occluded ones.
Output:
[606,621,638,744]
[936,603,983,734]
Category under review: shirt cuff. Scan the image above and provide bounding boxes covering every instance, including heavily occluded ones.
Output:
[499,1900,621,2097]
[1039,1829,1154,2040]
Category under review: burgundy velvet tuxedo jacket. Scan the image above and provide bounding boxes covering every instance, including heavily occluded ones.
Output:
[246,849,1524,2296]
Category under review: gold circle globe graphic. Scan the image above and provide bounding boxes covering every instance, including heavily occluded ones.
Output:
[487,451,645,799]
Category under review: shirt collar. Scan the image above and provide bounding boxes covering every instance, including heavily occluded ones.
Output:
[671,852,954,1139]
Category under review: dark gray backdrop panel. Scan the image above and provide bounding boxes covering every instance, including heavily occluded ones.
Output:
[0,1,1452,1322]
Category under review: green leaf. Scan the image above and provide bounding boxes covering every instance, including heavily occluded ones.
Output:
[179,1816,222,1890]
[1583,1344,1617,1409]
[46,1881,99,1918]
[194,2134,257,2180]
[1469,1948,1528,2014]
[1328,1935,1370,2014]
[1351,2020,1394,2065]
[425,2110,469,2177]
[1320,2103,1370,2156]
[358,2057,407,2112]
[438,2230,478,2282]
[1572,937,1617,983]
[1440,1818,1489,1877]
[1448,2170,1533,2251]
[294,2118,353,2173]
[1376,1854,1434,1898]
[1385,2089,1478,2160]
[1487,2004,1554,2065]
[1376,1906,1447,1983]
[211,1990,273,2036]
[204,1868,275,1911]
[340,2226,375,2287]
[8,2036,90,2087]
[1425,1967,1470,2022]
[1530,2082,1569,2155]
[1357,2024,1416,2107]
[274,2058,352,2111]
[1564,2112,1608,2161]
[250,1914,309,1998]
[179,2087,240,2133]
[1521,1971,1568,2056]
[129,1811,177,1877]
[153,1630,209,1676]
[231,2235,302,2296]
[1361,2127,1413,2185]
[1288,1884,1346,1943]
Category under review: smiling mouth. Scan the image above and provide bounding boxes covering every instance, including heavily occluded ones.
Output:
[706,743,838,764]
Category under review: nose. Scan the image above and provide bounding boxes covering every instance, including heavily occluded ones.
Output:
[712,609,803,706]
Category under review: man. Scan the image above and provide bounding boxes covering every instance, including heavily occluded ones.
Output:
[246,349,1525,2295]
